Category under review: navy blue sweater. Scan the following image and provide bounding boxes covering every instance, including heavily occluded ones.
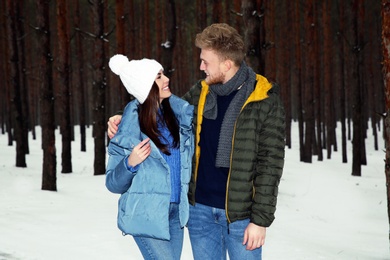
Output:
[195,91,237,209]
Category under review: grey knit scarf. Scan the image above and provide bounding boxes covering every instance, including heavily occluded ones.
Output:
[203,62,256,168]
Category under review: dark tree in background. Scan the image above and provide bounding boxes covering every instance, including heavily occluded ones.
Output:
[114,0,130,109]
[302,0,315,163]
[351,0,365,176]
[36,0,57,191]
[56,0,72,173]
[337,0,348,163]
[5,0,27,167]
[1,0,13,146]
[323,0,336,161]
[72,0,87,152]
[263,1,276,81]
[160,0,176,79]
[15,1,30,157]
[277,0,292,149]
[242,0,261,72]
[91,0,107,176]
[381,0,390,242]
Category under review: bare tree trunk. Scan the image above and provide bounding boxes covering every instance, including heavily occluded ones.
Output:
[73,0,86,152]
[36,0,57,191]
[351,0,365,176]
[196,0,207,32]
[91,0,106,176]
[161,0,176,79]
[56,0,72,173]
[154,0,162,61]
[15,1,30,156]
[172,0,183,94]
[313,1,322,161]
[233,0,243,35]
[115,0,130,108]
[24,0,37,141]
[212,0,222,22]
[127,1,136,68]
[278,0,292,149]
[0,10,5,134]
[381,0,390,242]
[323,0,335,160]
[338,0,348,163]
[367,2,384,153]
[194,0,207,81]
[143,1,151,58]
[242,0,261,73]
[5,0,27,167]
[0,0,13,145]
[302,0,315,163]
[263,0,276,81]
[294,1,304,161]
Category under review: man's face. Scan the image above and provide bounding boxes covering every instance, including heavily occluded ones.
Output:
[199,49,226,85]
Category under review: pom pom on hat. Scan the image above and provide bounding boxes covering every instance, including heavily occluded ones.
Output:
[108,54,129,75]
[108,55,163,104]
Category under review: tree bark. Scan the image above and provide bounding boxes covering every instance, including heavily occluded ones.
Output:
[323,0,335,160]
[242,0,262,73]
[15,1,30,156]
[351,0,365,176]
[212,0,223,22]
[91,0,107,176]
[73,0,87,152]
[0,0,13,145]
[5,0,27,167]
[160,0,176,79]
[381,0,390,242]
[338,0,348,163]
[278,0,292,149]
[56,0,72,173]
[263,0,276,81]
[302,0,315,163]
[36,0,57,191]
[114,0,130,108]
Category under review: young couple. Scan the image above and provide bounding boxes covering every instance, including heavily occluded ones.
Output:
[105,23,285,260]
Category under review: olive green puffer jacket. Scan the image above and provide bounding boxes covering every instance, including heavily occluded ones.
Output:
[183,74,285,227]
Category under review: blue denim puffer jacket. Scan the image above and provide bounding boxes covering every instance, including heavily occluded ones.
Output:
[105,95,194,240]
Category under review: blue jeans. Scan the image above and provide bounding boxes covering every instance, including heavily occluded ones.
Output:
[187,203,262,260]
[133,203,184,260]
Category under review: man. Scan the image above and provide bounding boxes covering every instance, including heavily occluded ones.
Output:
[107,23,285,260]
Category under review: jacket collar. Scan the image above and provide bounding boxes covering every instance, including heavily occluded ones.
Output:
[200,74,272,106]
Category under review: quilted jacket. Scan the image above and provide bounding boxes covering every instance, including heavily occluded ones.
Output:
[105,95,194,240]
[183,74,285,227]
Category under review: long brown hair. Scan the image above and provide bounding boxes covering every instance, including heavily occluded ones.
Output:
[138,82,179,155]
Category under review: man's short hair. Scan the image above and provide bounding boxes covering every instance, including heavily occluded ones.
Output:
[195,23,245,66]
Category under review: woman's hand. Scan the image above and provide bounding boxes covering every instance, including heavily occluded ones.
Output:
[127,138,151,167]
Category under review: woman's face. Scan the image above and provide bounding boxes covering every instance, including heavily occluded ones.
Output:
[155,70,171,102]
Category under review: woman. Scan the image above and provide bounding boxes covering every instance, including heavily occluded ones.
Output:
[105,54,194,260]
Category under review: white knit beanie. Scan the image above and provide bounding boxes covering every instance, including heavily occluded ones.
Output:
[108,54,163,104]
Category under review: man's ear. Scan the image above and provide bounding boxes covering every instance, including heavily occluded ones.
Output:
[223,59,232,72]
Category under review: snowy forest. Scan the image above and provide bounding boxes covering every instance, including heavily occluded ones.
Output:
[0,0,388,199]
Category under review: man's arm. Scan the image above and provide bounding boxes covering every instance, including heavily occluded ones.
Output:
[107,114,122,139]
[244,85,285,250]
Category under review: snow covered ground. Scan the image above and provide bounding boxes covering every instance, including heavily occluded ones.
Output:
[0,123,388,260]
